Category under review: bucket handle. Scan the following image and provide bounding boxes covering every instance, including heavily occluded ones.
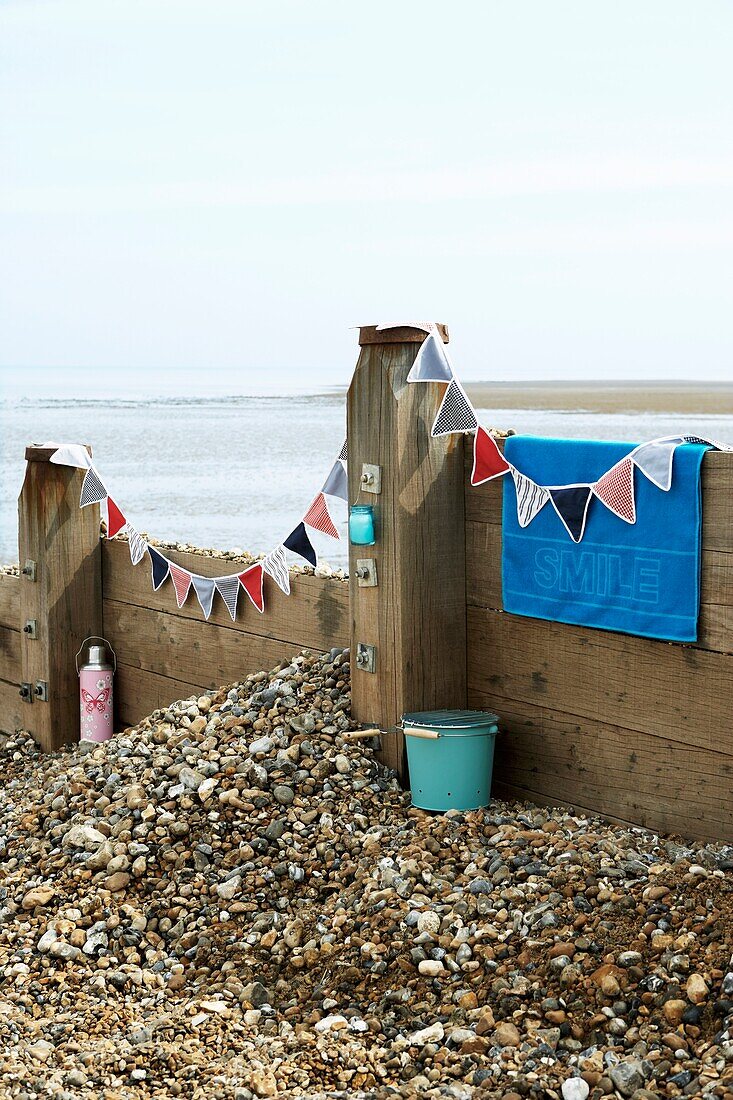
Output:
[402,726,440,740]
[75,637,117,676]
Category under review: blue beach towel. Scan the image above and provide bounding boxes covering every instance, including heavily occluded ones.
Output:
[501,436,707,642]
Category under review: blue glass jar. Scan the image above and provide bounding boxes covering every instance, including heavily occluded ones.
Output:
[349,504,376,545]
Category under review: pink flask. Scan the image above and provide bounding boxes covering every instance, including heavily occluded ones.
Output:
[76,637,115,742]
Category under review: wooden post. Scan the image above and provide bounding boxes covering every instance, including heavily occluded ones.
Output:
[18,446,103,751]
[347,325,467,778]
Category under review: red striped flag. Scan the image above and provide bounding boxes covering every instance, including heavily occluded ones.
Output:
[303,493,340,539]
[169,563,192,608]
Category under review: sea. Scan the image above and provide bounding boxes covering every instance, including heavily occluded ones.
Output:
[2,367,732,569]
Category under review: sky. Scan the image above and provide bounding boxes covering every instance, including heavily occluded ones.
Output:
[1,0,732,385]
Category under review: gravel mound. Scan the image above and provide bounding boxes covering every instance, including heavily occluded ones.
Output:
[1,648,732,1100]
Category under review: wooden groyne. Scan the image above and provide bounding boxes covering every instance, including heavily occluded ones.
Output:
[1,324,731,842]
[465,447,733,843]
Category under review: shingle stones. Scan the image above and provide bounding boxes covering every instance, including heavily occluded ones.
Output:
[0,646,731,1098]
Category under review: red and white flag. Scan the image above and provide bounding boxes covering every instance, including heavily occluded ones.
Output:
[303,493,340,539]
[592,457,636,524]
[169,563,193,608]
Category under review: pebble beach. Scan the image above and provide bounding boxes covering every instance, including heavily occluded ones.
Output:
[1,649,731,1100]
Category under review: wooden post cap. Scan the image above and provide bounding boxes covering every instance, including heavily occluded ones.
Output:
[358,324,449,346]
[24,444,93,463]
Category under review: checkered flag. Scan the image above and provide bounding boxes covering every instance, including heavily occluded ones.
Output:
[79,468,107,508]
[431,380,478,437]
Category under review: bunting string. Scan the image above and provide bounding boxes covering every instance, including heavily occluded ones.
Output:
[46,324,733,626]
[377,319,732,544]
[48,437,346,623]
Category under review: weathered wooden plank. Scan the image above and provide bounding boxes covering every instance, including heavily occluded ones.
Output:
[464,449,733,555]
[18,449,103,750]
[0,626,21,685]
[467,605,733,756]
[0,574,19,631]
[465,520,733,655]
[347,325,467,778]
[0,678,23,736]
[115,663,207,729]
[473,690,733,843]
[101,541,348,651]
[103,599,325,693]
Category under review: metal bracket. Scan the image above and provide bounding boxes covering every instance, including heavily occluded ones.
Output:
[360,464,382,495]
[23,619,38,639]
[21,559,37,582]
[19,683,34,704]
[355,559,378,587]
[355,642,376,673]
[35,680,48,702]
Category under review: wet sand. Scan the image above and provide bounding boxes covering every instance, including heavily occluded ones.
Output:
[463,381,733,414]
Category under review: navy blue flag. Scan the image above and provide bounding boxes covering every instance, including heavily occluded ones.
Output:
[548,485,593,544]
[284,521,317,567]
[148,546,170,590]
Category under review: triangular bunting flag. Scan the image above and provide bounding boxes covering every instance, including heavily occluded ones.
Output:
[549,486,593,543]
[321,459,348,502]
[471,427,510,485]
[215,576,240,621]
[682,434,733,452]
[169,563,192,608]
[339,439,348,462]
[407,332,453,384]
[630,439,679,491]
[511,467,549,528]
[239,564,265,613]
[127,527,148,566]
[148,546,170,590]
[283,522,317,567]
[191,574,216,620]
[105,497,127,538]
[49,444,93,470]
[592,457,636,524]
[431,380,478,437]
[79,468,107,508]
[263,545,290,595]
[303,493,340,539]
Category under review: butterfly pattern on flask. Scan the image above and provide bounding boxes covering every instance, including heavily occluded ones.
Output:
[81,687,110,714]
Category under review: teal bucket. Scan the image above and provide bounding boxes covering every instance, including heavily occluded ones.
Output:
[403,710,499,812]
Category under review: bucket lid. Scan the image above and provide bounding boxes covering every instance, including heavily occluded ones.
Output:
[402,709,498,731]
